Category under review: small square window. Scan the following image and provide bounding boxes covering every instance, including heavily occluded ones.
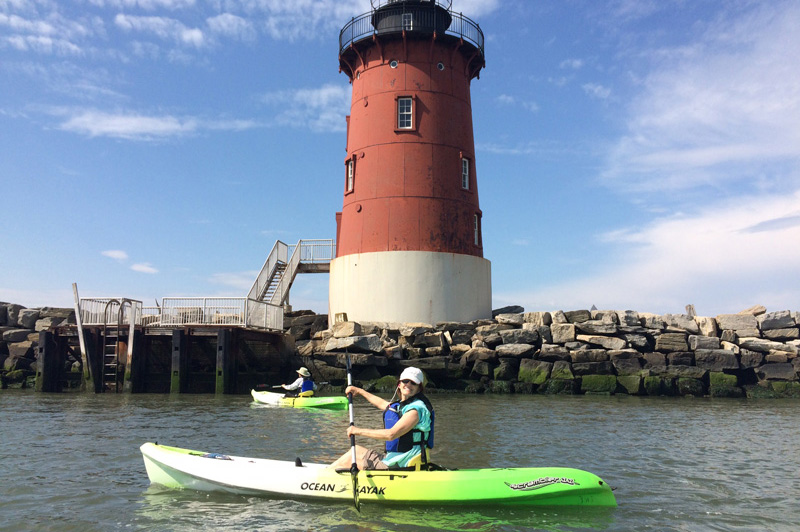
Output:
[397,97,413,129]
[461,158,470,190]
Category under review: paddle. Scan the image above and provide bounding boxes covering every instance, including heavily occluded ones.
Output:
[253,382,329,391]
[346,353,361,512]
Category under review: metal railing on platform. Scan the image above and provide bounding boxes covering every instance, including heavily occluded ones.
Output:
[82,297,284,331]
[79,297,142,326]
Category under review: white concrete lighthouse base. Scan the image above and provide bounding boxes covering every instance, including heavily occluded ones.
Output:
[328,251,492,325]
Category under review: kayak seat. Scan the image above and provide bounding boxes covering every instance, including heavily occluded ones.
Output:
[405,449,430,470]
[298,390,314,397]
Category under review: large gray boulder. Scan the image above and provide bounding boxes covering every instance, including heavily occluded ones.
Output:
[663,314,700,334]
[3,329,31,342]
[695,349,739,371]
[758,311,795,330]
[655,333,689,352]
[716,314,760,337]
[325,335,382,353]
[498,328,539,345]
[495,343,535,358]
[551,323,576,344]
[576,334,626,350]
[524,312,552,327]
[755,363,798,381]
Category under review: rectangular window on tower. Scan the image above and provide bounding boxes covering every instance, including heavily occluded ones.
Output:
[474,213,481,246]
[461,157,470,190]
[402,13,413,30]
[397,97,413,129]
[346,159,354,193]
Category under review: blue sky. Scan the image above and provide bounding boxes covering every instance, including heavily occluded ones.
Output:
[1,0,798,318]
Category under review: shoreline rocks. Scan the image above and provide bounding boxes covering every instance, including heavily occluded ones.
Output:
[285,306,800,398]
[0,302,77,388]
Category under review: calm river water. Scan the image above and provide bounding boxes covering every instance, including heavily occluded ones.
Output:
[1,390,798,531]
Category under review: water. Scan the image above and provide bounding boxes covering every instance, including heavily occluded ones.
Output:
[1,390,798,531]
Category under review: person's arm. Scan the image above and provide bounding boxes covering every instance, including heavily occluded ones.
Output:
[282,377,302,390]
[347,409,419,442]
[345,385,390,411]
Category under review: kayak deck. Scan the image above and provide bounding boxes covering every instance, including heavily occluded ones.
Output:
[140,442,617,507]
[250,389,348,410]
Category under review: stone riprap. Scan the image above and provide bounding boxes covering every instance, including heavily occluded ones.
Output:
[285,307,800,398]
[0,302,76,388]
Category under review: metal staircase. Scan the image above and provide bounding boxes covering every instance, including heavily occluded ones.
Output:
[247,239,335,307]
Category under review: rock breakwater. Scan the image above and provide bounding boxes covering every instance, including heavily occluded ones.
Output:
[286,306,800,398]
[0,302,76,388]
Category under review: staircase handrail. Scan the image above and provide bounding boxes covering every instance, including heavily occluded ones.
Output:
[247,240,289,301]
[270,239,336,305]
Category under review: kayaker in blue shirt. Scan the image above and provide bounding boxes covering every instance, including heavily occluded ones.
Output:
[331,367,433,470]
[281,367,317,397]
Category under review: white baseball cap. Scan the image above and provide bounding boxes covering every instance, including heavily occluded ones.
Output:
[399,367,424,385]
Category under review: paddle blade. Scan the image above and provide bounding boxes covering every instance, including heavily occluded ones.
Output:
[350,464,360,512]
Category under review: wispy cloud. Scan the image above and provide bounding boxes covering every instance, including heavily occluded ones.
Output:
[502,190,800,315]
[102,249,129,261]
[262,83,351,133]
[582,82,611,100]
[114,14,204,47]
[496,94,539,112]
[601,2,800,194]
[58,109,198,139]
[131,262,158,274]
[52,108,258,140]
[206,13,255,42]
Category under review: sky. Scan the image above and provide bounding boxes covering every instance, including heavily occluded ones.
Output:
[1,0,799,319]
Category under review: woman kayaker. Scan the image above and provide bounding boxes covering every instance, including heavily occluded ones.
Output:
[331,367,433,470]
[281,367,317,397]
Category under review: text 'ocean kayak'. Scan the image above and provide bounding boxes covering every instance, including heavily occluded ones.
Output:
[250,389,348,410]
[140,442,617,507]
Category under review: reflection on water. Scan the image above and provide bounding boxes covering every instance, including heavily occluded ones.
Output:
[1,390,800,531]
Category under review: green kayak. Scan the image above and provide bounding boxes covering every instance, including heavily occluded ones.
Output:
[141,442,617,507]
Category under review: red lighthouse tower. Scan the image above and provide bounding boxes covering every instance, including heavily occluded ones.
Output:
[330,0,491,324]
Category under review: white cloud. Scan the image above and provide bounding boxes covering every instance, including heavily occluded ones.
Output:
[602,2,800,193]
[131,262,159,274]
[263,83,351,133]
[58,109,198,139]
[560,58,583,70]
[89,0,197,9]
[503,190,800,315]
[206,13,255,41]
[102,249,129,261]
[582,82,611,100]
[114,14,205,47]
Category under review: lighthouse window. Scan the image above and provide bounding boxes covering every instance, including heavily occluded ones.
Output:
[474,214,481,246]
[346,159,355,192]
[461,157,470,190]
[402,13,413,30]
[397,97,413,129]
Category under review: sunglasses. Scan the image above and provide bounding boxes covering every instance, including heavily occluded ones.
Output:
[399,379,418,385]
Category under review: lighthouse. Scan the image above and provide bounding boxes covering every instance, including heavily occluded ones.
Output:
[329,0,491,324]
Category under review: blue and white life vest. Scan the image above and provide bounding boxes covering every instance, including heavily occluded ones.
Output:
[384,394,435,453]
[300,378,314,393]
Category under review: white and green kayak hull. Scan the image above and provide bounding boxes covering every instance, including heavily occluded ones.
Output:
[140,443,617,507]
[250,389,348,410]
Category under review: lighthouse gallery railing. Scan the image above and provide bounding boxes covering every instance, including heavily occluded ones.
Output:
[339,7,484,59]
